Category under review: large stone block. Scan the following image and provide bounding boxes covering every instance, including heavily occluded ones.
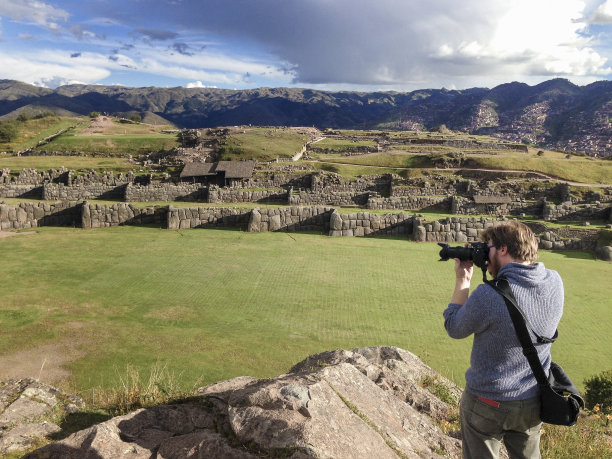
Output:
[248,209,261,232]
[413,225,426,242]
[455,231,468,242]
[269,214,282,232]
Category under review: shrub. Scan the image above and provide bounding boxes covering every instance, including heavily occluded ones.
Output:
[130,114,142,123]
[89,111,101,118]
[584,369,612,413]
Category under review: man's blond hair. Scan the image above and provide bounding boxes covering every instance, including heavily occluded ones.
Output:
[481,221,538,263]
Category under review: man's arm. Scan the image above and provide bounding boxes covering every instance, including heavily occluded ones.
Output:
[451,259,473,305]
[443,258,489,339]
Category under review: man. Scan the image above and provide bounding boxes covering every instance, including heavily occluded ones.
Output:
[443,221,563,459]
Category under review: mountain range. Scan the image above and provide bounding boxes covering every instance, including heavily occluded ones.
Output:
[1,78,612,157]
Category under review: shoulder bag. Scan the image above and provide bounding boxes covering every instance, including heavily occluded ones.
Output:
[486,277,585,426]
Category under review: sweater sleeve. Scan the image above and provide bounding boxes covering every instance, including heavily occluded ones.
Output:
[443,284,493,339]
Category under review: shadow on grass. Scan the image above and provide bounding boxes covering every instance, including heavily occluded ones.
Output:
[552,250,596,260]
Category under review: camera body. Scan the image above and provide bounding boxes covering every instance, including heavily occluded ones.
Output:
[438,241,490,271]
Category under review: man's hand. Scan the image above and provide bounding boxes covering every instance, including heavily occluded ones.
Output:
[454,258,474,282]
[450,258,473,306]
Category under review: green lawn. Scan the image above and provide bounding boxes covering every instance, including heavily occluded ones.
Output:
[0,155,139,173]
[1,227,609,399]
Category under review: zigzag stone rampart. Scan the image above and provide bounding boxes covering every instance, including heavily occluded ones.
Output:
[1,200,601,251]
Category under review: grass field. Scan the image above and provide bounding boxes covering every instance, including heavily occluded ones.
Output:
[1,226,610,401]
[311,138,378,151]
[35,133,178,157]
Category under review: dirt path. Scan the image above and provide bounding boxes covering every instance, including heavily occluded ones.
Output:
[0,337,85,385]
[75,116,117,136]
[0,231,36,239]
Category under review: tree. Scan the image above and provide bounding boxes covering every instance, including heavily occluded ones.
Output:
[0,120,19,143]
[89,111,101,118]
[130,114,142,123]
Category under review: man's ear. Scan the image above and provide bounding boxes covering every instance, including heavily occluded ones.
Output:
[498,245,509,256]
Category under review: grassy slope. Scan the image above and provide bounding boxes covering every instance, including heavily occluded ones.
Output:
[218,128,308,161]
[1,227,609,396]
[0,116,82,151]
[316,150,612,184]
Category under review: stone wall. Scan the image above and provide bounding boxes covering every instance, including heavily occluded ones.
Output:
[0,200,80,230]
[0,200,602,251]
[329,210,414,237]
[0,167,69,185]
[311,174,390,194]
[367,196,451,211]
[411,216,594,250]
[289,190,375,207]
[538,228,598,250]
[451,196,540,216]
[69,170,134,186]
[82,202,166,229]
[208,187,288,204]
[125,183,206,202]
[43,183,127,201]
[250,173,312,189]
[413,216,497,243]
[543,201,611,222]
[167,206,251,230]
[391,185,455,197]
[0,184,43,199]
[248,207,333,233]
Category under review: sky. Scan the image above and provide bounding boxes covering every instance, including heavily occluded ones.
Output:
[1,0,612,91]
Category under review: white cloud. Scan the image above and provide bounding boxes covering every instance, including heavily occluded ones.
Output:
[185,81,217,88]
[0,50,109,87]
[590,0,612,23]
[0,0,70,30]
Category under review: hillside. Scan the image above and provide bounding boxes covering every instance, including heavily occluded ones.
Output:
[2,79,612,157]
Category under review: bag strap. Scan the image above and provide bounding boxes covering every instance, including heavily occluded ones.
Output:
[485,277,550,387]
[487,277,558,344]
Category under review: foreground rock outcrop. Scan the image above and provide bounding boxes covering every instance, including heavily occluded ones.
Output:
[0,378,84,455]
[18,346,463,458]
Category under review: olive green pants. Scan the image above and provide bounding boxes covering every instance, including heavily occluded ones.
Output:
[460,389,542,459]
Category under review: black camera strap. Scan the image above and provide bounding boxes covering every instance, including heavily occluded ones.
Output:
[485,277,552,386]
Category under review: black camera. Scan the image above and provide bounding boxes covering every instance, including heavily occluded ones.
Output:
[438,241,490,271]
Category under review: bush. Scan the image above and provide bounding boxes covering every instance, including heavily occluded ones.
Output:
[584,369,612,413]
[130,114,141,123]
[89,111,101,118]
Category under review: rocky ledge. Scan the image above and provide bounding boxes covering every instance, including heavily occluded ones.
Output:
[7,346,465,458]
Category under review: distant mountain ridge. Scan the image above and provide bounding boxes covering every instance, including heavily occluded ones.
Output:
[1,78,612,156]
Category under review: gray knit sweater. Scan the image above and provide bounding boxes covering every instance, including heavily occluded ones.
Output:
[443,262,564,401]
